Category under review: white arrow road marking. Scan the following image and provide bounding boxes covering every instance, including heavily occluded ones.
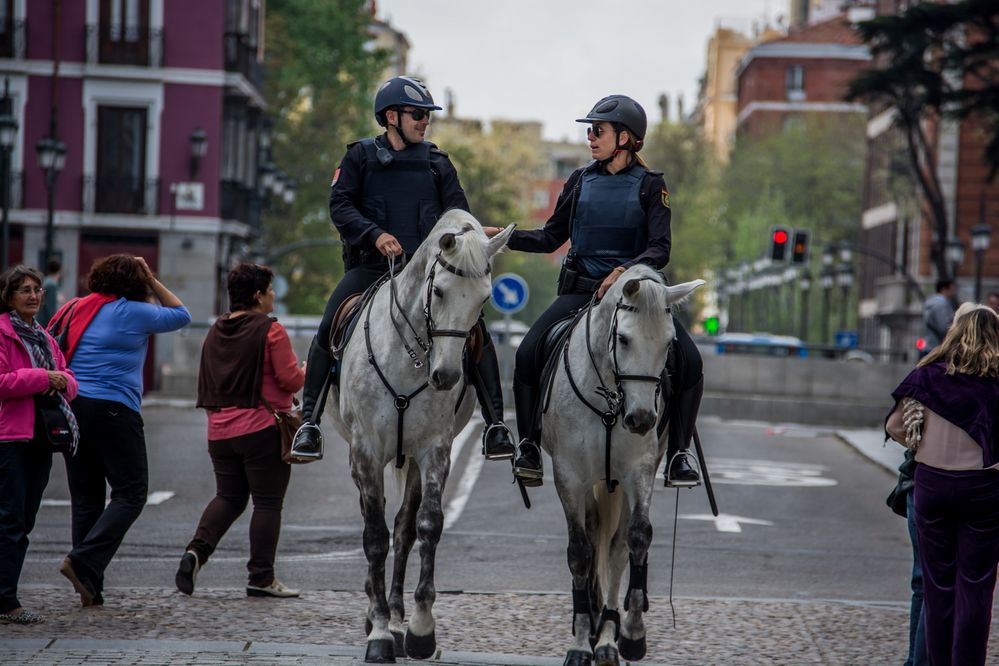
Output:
[41,491,176,508]
[679,513,774,534]
[443,417,484,531]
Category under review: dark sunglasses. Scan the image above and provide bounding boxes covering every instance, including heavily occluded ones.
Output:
[587,124,611,138]
[401,108,432,121]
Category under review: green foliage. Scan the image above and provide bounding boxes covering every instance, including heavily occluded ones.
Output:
[262,0,385,313]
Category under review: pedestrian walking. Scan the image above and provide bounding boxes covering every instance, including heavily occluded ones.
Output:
[55,254,191,607]
[886,303,999,666]
[177,263,304,598]
[0,265,78,624]
[289,75,513,464]
[483,95,703,489]
[922,279,956,355]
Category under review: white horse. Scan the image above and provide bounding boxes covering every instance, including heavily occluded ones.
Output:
[540,265,704,666]
[327,210,513,663]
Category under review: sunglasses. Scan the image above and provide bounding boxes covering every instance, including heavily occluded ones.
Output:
[401,108,432,121]
[587,125,611,138]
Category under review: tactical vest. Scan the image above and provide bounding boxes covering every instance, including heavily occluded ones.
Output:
[570,164,648,278]
[357,138,442,255]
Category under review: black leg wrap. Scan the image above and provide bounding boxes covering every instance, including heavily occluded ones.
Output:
[564,650,594,666]
[404,628,436,660]
[595,606,621,642]
[624,555,649,613]
[617,633,647,662]
[572,586,596,637]
[364,638,396,663]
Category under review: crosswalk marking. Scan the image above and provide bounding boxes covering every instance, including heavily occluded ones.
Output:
[41,490,176,507]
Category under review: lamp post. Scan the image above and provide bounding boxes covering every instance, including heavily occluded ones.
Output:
[0,80,18,269]
[945,237,965,283]
[820,245,836,344]
[36,135,66,266]
[836,263,854,333]
[972,197,991,302]
[799,270,811,342]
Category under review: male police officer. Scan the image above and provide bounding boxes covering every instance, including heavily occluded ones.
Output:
[290,76,514,461]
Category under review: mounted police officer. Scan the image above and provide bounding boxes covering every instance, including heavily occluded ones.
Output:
[290,76,514,462]
[484,94,704,489]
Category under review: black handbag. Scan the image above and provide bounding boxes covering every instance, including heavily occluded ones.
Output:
[34,393,74,453]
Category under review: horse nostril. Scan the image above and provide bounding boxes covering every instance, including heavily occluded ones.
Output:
[625,410,655,434]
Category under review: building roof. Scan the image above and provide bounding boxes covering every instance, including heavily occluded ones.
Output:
[737,14,869,75]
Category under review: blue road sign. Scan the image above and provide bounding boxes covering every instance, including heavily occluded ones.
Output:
[491,273,529,315]
[834,330,858,349]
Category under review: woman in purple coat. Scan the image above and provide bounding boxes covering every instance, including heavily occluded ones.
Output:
[887,305,999,666]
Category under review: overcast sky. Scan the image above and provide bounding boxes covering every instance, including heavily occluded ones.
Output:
[377,0,782,141]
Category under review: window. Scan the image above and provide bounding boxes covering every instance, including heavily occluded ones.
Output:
[785,65,805,101]
[96,106,148,214]
[100,0,149,65]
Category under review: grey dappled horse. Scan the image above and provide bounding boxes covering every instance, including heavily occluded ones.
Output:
[541,266,704,666]
[327,210,514,663]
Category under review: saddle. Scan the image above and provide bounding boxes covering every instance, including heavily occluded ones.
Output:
[529,308,588,439]
[329,293,365,361]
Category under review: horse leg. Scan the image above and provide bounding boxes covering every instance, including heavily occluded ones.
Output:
[388,463,421,657]
[591,485,624,666]
[350,450,395,664]
[618,475,655,662]
[405,444,450,660]
[560,486,597,665]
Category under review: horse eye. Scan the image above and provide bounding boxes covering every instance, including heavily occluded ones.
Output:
[433,286,443,298]
[617,335,629,346]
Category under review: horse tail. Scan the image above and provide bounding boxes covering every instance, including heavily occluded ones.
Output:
[592,482,623,598]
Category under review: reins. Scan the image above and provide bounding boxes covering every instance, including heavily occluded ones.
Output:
[561,277,671,492]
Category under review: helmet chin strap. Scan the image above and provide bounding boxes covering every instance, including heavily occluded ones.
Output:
[596,128,629,171]
[390,111,415,148]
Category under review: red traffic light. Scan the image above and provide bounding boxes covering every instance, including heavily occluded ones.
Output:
[916,337,927,352]
[770,226,791,261]
[773,230,789,244]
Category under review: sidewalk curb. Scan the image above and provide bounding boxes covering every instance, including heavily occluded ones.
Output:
[835,428,901,474]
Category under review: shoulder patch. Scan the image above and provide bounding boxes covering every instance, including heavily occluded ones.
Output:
[661,188,670,209]
[330,167,341,187]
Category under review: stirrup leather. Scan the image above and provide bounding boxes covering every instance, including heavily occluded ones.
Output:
[665,450,701,488]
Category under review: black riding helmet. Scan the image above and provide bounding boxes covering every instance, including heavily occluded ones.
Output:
[576,95,647,149]
[374,76,442,128]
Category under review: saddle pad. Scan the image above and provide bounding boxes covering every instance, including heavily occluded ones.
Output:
[538,308,589,426]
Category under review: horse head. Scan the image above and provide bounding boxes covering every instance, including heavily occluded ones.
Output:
[421,210,514,390]
[603,267,705,435]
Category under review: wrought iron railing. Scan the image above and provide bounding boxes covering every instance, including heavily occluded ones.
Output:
[84,174,159,215]
[85,23,163,67]
[224,31,262,87]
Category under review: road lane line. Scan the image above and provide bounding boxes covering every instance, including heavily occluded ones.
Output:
[443,417,484,532]
[41,491,176,507]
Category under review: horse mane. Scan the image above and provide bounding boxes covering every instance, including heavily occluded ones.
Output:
[415,208,490,275]
[608,265,670,321]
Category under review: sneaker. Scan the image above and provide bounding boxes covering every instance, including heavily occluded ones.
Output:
[482,422,515,460]
[665,452,701,488]
[59,557,96,607]
[0,608,44,624]
[175,551,200,596]
[246,579,300,598]
[512,439,544,487]
[289,423,323,462]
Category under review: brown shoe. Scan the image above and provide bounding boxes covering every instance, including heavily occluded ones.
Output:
[59,557,96,607]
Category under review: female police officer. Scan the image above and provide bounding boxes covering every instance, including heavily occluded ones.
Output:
[484,95,703,488]
[290,76,513,462]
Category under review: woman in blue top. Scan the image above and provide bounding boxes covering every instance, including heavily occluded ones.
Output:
[57,255,191,607]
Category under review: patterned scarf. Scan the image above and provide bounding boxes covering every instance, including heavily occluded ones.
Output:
[10,312,80,451]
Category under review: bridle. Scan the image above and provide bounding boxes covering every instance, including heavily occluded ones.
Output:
[562,276,672,492]
[364,236,490,468]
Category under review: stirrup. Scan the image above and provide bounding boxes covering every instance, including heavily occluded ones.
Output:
[665,450,701,489]
[482,422,515,461]
[289,423,324,462]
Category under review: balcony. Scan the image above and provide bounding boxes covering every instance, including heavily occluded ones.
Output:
[83,174,159,215]
[85,23,163,67]
[221,180,263,228]
[0,19,26,59]
[224,32,262,88]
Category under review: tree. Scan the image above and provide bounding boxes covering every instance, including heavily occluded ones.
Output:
[262,0,385,313]
[847,0,999,279]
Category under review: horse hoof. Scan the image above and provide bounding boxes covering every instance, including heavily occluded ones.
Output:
[593,644,619,666]
[563,650,593,666]
[618,633,647,661]
[392,630,405,657]
[404,628,437,660]
[364,637,395,663]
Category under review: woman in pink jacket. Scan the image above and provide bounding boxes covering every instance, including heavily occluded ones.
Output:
[0,265,79,624]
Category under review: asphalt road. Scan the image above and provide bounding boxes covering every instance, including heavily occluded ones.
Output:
[21,406,912,606]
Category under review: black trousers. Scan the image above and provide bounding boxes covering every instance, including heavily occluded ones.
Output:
[0,441,52,613]
[64,396,148,594]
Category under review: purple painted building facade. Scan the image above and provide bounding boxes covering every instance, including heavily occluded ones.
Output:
[1,0,267,326]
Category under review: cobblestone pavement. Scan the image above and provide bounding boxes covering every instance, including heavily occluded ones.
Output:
[3,586,981,665]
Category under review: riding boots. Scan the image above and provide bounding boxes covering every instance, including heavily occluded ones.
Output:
[289,337,334,462]
[664,375,703,487]
[512,377,543,486]
[471,333,515,461]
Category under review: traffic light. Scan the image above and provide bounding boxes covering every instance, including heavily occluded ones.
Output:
[791,230,810,265]
[770,226,790,261]
[703,316,720,336]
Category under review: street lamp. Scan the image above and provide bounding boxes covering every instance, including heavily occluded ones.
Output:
[282,177,297,205]
[820,266,835,345]
[36,134,66,266]
[799,270,811,342]
[271,170,286,198]
[258,161,275,191]
[972,198,991,302]
[0,80,18,270]
[836,263,854,333]
[945,237,965,282]
[189,128,207,179]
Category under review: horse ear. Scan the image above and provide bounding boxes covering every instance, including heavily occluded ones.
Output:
[486,224,516,258]
[665,279,706,305]
[439,233,456,252]
[623,279,641,298]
